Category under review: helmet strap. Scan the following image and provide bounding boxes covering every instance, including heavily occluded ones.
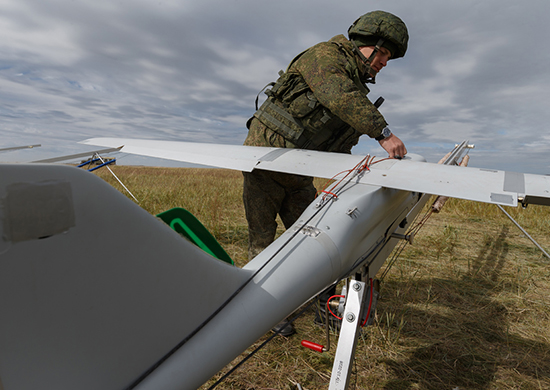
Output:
[352,38,385,84]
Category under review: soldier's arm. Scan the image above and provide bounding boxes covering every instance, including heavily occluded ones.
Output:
[294,43,387,139]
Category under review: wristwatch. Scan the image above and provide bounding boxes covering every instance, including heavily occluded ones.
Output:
[375,127,392,141]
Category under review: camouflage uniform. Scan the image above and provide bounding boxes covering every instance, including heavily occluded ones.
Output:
[242,35,392,259]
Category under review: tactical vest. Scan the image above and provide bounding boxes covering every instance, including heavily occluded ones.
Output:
[251,39,371,153]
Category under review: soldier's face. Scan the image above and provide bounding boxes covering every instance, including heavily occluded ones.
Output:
[359,46,392,74]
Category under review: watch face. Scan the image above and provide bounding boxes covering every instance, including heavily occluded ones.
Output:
[376,127,391,141]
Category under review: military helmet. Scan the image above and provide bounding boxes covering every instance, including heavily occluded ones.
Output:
[348,10,409,59]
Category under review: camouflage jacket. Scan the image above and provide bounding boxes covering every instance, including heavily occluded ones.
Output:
[244,34,388,153]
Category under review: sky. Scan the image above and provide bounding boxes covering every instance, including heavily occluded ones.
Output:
[1,0,549,174]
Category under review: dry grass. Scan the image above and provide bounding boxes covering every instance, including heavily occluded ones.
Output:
[95,166,249,262]
[95,166,550,390]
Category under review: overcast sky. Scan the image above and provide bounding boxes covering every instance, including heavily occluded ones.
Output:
[1,0,549,174]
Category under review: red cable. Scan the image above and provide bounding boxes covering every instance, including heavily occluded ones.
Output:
[361,279,374,327]
[327,279,374,327]
[321,190,338,199]
[326,295,345,320]
[318,156,370,197]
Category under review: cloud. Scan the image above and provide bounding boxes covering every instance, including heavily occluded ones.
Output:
[0,0,549,174]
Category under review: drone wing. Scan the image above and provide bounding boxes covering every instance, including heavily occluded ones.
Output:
[81,138,550,207]
[0,144,41,153]
[80,137,367,176]
[32,146,122,163]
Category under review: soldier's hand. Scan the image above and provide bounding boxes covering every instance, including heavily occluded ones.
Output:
[379,134,407,159]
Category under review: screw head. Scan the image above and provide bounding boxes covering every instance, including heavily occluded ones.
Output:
[346,313,356,322]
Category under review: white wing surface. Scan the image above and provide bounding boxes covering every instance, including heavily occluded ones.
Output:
[80,137,367,178]
[356,159,550,207]
[81,138,550,207]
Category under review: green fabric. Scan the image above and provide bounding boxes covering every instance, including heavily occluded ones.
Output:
[156,208,233,265]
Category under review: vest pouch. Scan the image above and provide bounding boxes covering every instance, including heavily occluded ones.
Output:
[271,72,310,103]
[253,98,305,143]
[300,109,350,151]
[287,90,319,118]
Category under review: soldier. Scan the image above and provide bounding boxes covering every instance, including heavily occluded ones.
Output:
[242,10,409,335]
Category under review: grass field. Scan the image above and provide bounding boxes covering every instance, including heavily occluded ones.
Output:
[96,166,550,390]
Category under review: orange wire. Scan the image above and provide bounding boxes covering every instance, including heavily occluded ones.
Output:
[318,156,370,197]
[369,156,394,166]
[321,190,339,199]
